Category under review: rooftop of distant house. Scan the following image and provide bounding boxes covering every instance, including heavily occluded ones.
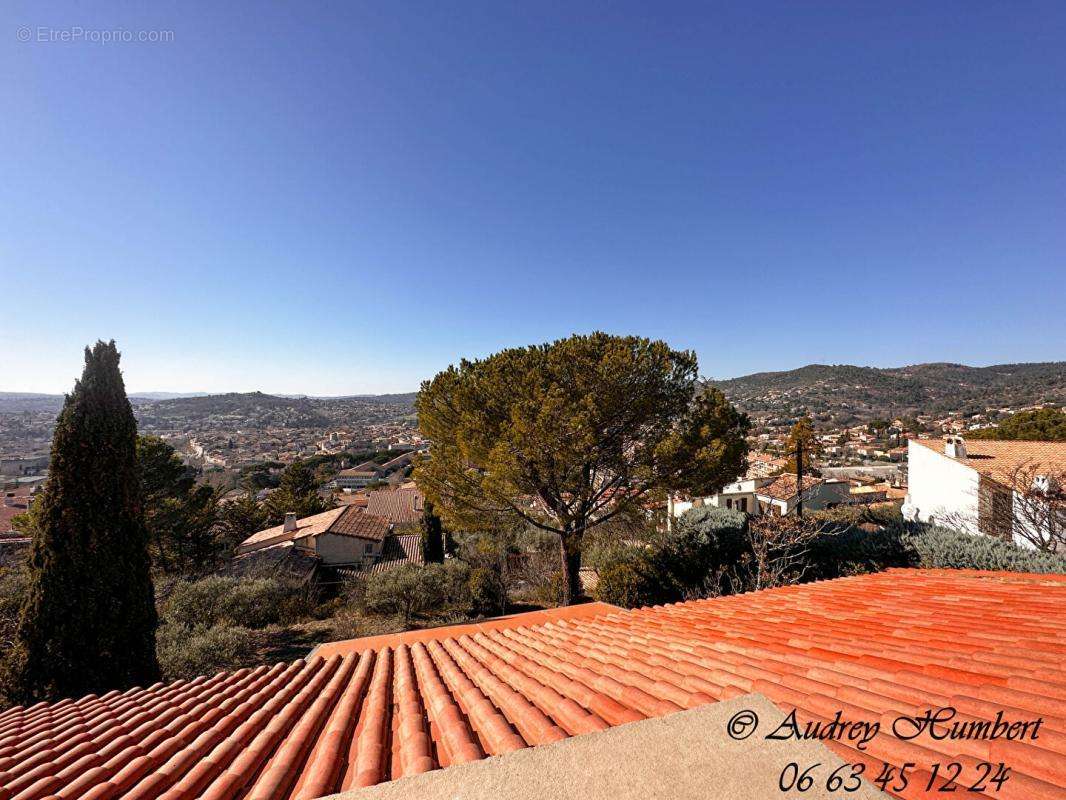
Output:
[1,569,1063,800]
[238,505,392,553]
[755,473,822,501]
[0,485,34,534]
[365,486,424,525]
[334,460,385,477]
[912,437,1066,485]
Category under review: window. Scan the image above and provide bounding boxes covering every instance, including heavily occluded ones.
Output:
[364,542,373,554]
[726,498,733,509]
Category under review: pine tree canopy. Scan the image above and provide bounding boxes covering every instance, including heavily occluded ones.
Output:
[413,332,750,604]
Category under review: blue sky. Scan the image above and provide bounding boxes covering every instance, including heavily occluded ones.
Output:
[2,2,1064,395]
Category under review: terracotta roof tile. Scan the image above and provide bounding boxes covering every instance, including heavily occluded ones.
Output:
[912,437,1066,485]
[1,571,1064,800]
[364,488,424,526]
[756,473,822,501]
[325,510,390,542]
[237,508,347,553]
[365,534,423,573]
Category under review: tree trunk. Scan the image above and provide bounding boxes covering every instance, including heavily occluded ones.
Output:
[558,530,583,606]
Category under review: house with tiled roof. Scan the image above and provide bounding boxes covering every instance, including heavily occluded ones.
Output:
[0,486,35,535]
[668,473,850,520]
[238,506,394,568]
[906,436,1066,549]
[1,569,1063,799]
[330,461,387,490]
[332,532,425,580]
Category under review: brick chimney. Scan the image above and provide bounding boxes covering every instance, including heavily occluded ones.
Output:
[283,512,298,533]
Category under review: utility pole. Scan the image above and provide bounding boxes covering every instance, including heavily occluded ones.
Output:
[795,439,804,518]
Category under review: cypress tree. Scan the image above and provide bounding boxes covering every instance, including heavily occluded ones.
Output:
[11,340,160,701]
[420,500,445,564]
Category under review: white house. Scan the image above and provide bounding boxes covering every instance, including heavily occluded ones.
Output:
[905,436,1066,551]
[330,461,387,490]
[668,474,850,521]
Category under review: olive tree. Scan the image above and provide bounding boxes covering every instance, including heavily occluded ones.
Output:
[414,332,750,605]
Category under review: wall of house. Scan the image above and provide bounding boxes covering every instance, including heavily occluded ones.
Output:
[806,481,852,510]
[714,494,755,512]
[314,532,381,565]
[907,440,980,533]
[335,475,379,489]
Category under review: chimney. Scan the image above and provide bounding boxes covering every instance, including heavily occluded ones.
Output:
[944,436,967,460]
[283,512,298,533]
[1033,474,1059,494]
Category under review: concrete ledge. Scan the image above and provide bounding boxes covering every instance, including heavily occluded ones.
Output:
[324,693,886,800]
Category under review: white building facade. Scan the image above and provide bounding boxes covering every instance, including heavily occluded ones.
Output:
[905,437,1065,551]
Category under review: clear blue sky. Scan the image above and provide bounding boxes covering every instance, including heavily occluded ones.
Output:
[2,2,1064,395]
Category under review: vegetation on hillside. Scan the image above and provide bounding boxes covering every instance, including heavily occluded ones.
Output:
[709,362,1066,424]
[261,460,331,525]
[967,407,1066,441]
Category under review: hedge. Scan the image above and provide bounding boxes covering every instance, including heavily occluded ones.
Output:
[910,526,1066,573]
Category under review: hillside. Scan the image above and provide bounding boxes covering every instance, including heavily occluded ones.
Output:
[0,391,417,417]
[709,362,1066,425]
[133,392,330,429]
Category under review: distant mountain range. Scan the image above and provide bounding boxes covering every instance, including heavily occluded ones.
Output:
[0,390,418,416]
[4,362,1063,425]
[708,362,1066,424]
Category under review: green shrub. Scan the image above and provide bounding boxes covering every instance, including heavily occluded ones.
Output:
[0,566,29,706]
[0,565,27,643]
[593,550,665,608]
[226,578,301,628]
[811,502,903,528]
[438,559,474,606]
[363,560,485,623]
[156,622,256,681]
[163,575,305,630]
[467,566,505,616]
[366,564,445,624]
[532,570,566,607]
[805,525,913,580]
[661,506,748,589]
[911,526,1066,573]
[163,576,234,629]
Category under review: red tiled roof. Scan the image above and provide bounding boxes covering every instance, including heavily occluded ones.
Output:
[238,507,347,553]
[314,602,618,656]
[364,533,424,574]
[239,507,389,554]
[364,487,424,525]
[0,491,32,534]
[912,438,1066,486]
[1,571,1063,800]
[756,473,821,501]
[327,510,391,542]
